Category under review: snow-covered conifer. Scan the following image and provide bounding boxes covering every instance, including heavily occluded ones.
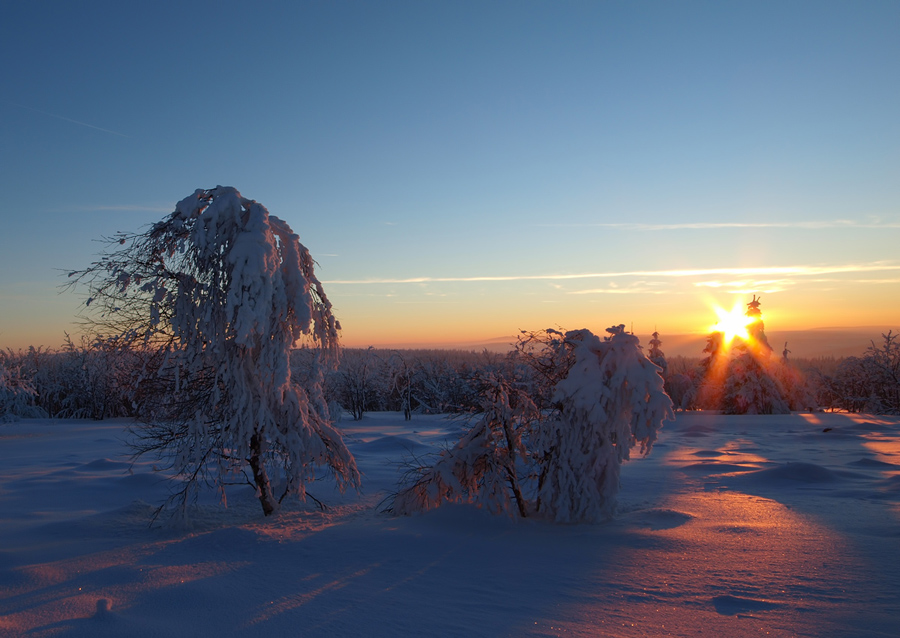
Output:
[695,297,805,414]
[720,348,790,414]
[648,330,668,376]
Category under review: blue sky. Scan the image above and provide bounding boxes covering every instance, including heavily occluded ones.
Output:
[1,1,898,350]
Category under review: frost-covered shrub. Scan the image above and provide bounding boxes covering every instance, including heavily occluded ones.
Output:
[392,373,538,517]
[392,326,674,523]
[0,341,140,421]
[330,347,384,420]
[859,332,900,414]
[829,332,900,414]
[321,348,506,418]
[0,350,45,421]
[68,187,359,517]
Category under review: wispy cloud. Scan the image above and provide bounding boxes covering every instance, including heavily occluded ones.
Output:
[324,261,900,285]
[5,100,130,138]
[569,287,671,295]
[532,220,900,230]
[694,278,795,289]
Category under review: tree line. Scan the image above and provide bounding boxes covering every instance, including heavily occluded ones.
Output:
[3,332,899,423]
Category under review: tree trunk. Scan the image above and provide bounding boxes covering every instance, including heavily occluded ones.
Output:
[249,432,276,516]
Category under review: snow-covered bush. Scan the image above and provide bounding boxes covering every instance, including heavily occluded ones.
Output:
[860,331,900,414]
[392,373,538,517]
[322,348,505,417]
[829,332,900,414]
[68,187,359,517]
[392,326,674,523]
[0,350,45,421]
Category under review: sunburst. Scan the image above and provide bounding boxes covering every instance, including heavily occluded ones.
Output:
[709,301,754,345]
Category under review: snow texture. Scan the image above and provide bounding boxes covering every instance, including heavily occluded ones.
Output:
[2,411,900,637]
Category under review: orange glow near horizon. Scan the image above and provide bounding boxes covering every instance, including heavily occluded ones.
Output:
[709,302,755,346]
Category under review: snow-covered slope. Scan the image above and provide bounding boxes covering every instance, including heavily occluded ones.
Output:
[1,412,898,637]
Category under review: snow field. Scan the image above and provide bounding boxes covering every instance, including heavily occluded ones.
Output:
[1,411,899,637]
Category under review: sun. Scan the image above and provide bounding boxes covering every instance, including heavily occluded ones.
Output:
[709,301,754,345]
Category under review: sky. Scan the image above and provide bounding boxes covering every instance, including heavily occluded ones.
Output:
[1,1,898,352]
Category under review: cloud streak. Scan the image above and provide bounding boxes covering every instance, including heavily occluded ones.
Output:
[5,100,130,138]
[324,261,900,285]
[532,220,900,230]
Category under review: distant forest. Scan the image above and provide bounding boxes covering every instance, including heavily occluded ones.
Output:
[2,331,898,422]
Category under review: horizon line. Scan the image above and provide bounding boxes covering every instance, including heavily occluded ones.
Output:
[530,220,900,230]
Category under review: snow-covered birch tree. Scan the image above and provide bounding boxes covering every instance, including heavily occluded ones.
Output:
[68,186,359,517]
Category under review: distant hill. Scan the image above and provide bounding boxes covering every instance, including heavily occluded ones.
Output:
[462,327,897,359]
[360,326,896,359]
[644,327,896,359]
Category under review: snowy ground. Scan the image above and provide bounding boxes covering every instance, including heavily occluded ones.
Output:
[1,411,899,637]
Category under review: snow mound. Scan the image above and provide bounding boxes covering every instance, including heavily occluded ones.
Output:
[713,594,784,615]
[849,421,898,433]
[35,500,158,540]
[115,473,164,489]
[681,425,716,438]
[80,458,130,472]
[680,462,759,474]
[742,462,867,484]
[850,457,899,469]
[170,526,264,555]
[876,474,900,492]
[360,435,428,453]
[627,508,694,530]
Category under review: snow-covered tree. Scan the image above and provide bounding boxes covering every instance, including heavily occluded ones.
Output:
[68,187,359,517]
[862,331,900,414]
[830,332,900,414]
[719,348,790,414]
[693,296,814,414]
[392,373,538,517]
[332,347,381,420]
[534,326,674,522]
[392,326,674,523]
[648,330,667,376]
[692,331,727,410]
